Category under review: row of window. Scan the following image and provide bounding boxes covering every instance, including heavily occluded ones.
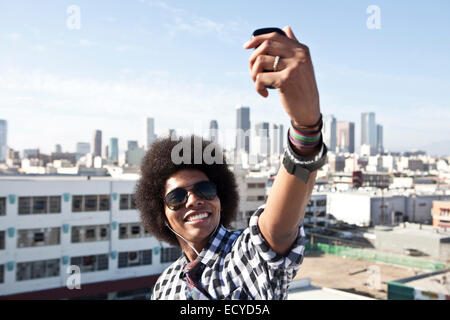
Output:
[8,248,182,282]
[72,195,110,212]
[0,194,139,216]
[305,211,326,218]
[19,196,62,215]
[246,195,266,202]
[1,223,152,249]
[307,199,327,207]
[247,183,266,189]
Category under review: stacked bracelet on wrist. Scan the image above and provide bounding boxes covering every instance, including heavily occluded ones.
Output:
[288,114,323,150]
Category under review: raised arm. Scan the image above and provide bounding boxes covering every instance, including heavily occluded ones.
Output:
[244,26,324,255]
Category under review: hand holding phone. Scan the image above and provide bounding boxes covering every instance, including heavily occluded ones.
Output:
[243,26,321,127]
[251,28,286,89]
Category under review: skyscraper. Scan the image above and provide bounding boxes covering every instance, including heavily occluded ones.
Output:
[323,115,337,152]
[235,105,250,153]
[92,130,102,157]
[145,117,156,149]
[254,122,270,157]
[209,120,219,143]
[0,120,7,162]
[127,140,138,151]
[279,124,284,154]
[377,124,383,154]
[336,121,355,153]
[361,112,376,155]
[109,137,119,161]
[268,123,285,156]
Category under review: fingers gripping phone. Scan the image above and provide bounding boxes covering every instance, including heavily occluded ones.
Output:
[251,27,286,89]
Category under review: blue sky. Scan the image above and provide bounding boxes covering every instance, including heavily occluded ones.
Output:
[1,0,449,155]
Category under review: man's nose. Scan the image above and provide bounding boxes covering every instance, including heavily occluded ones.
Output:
[185,191,204,208]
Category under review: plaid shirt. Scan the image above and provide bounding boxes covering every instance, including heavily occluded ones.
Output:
[151,206,306,300]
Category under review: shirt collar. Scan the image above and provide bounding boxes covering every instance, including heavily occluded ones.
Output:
[179,224,229,269]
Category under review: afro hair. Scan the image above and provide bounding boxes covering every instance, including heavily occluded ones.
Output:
[134,135,239,247]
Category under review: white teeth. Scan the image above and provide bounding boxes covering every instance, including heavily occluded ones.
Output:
[187,212,209,222]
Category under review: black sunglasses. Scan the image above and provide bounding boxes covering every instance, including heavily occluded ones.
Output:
[164,181,217,211]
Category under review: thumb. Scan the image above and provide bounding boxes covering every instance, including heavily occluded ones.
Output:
[283,25,298,42]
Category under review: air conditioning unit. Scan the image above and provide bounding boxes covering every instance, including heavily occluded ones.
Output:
[128,251,140,264]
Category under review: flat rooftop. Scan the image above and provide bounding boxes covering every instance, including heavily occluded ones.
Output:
[375,223,450,239]
[0,175,137,181]
[288,279,374,300]
[403,271,450,295]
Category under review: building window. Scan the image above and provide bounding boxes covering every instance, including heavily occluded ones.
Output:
[17,228,60,248]
[130,196,136,209]
[118,223,151,239]
[0,197,6,216]
[49,196,61,213]
[316,200,327,207]
[70,254,109,273]
[131,226,140,235]
[100,227,108,238]
[118,250,152,268]
[0,231,5,250]
[71,228,80,243]
[119,226,127,238]
[32,197,48,214]
[72,195,83,212]
[0,264,4,283]
[119,194,137,210]
[120,194,129,210]
[84,195,98,211]
[85,229,96,239]
[18,197,32,215]
[160,247,182,263]
[317,211,326,217]
[16,258,60,281]
[71,225,109,243]
[98,195,110,211]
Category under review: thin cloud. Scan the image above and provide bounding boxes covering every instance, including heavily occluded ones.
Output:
[145,0,245,43]
[3,32,21,41]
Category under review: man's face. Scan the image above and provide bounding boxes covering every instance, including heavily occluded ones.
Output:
[164,169,221,247]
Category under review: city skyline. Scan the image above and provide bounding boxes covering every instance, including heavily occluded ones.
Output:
[1,1,449,156]
[0,109,446,158]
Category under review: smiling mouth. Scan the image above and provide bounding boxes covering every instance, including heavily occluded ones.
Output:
[185,211,211,223]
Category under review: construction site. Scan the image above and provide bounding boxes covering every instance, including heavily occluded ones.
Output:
[294,221,450,300]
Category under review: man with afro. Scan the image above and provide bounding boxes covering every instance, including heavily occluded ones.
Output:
[135,26,327,300]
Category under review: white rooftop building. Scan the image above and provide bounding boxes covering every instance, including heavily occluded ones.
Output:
[0,176,180,299]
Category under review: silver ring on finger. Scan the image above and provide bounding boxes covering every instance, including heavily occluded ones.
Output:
[273,55,280,72]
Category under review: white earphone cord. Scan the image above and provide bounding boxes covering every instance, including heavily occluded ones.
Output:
[165,221,220,258]
[165,224,200,256]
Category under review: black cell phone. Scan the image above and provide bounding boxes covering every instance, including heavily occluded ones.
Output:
[252,27,286,38]
[251,27,286,89]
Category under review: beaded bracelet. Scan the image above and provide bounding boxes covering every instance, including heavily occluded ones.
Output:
[289,128,322,149]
